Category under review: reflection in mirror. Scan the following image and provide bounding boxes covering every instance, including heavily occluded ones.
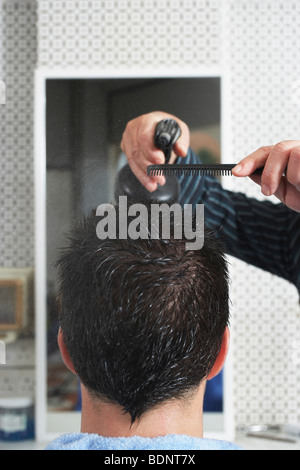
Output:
[45,77,221,418]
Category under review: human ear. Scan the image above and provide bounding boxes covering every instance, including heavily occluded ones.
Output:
[207,327,230,381]
[57,328,77,375]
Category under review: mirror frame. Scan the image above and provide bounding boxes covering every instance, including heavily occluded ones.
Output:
[34,67,234,443]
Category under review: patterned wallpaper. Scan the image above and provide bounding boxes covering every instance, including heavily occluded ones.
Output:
[0,0,37,267]
[37,0,221,69]
[225,0,300,426]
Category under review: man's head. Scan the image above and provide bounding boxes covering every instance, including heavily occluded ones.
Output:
[56,207,230,424]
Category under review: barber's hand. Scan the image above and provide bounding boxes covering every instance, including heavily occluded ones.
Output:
[121,112,190,192]
[232,141,300,212]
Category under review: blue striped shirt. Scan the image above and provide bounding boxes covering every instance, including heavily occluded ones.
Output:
[177,149,300,294]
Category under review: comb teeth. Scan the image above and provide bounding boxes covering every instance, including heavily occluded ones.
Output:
[147,164,236,177]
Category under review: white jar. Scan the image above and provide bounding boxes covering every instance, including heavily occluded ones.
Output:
[0,397,34,441]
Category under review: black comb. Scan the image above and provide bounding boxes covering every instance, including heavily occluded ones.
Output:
[147,163,265,177]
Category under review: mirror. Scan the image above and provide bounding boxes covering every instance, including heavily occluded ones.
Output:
[36,72,230,440]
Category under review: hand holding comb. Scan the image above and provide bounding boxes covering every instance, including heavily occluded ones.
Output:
[148,119,285,178]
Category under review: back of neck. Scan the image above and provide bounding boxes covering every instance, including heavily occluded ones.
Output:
[80,386,205,438]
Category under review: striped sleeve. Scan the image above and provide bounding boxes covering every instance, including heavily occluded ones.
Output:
[177,149,300,293]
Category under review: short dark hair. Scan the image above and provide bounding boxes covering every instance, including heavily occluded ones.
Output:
[57,207,230,422]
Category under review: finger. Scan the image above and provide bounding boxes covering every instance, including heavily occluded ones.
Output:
[232,146,274,177]
[134,137,167,186]
[233,142,300,197]
[274,178,300,212]
[174,121,190,158]
[286,146,300,191]
[128,156,161,193]
[259,142,300,196]
[122,122,166,189]
[251,172,300,211]
[127,136,166,192]
[128,144,167,191]
[138,154,167,188]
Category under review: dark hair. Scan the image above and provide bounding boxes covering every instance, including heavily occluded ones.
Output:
[57,207,230,422]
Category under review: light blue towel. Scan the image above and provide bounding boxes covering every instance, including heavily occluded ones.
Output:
[46,433,242,450]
